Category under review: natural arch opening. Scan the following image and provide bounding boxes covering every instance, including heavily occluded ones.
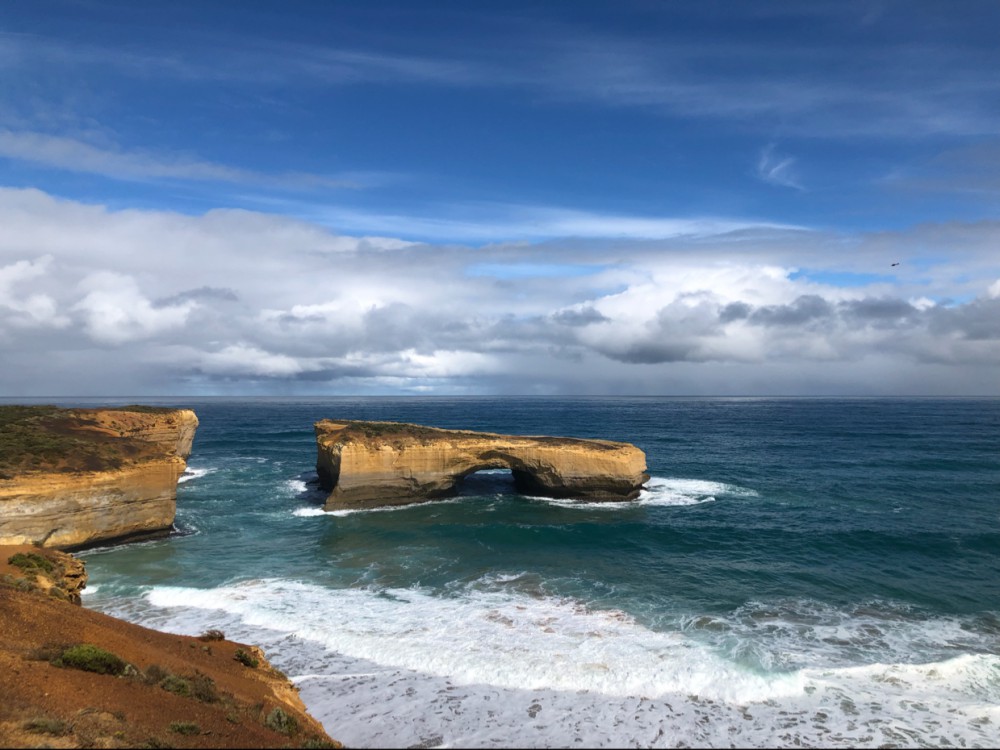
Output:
[455,468,518,497]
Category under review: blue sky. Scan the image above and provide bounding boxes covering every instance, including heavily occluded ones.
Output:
[1,1,999,395]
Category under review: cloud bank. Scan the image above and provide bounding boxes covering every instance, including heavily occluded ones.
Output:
[1,187,998,396]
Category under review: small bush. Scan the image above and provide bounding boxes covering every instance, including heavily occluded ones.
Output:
[160,674,191,697]
[189,672,219,703]
[168,721,200,736]
[143,664,169,685]
[54,644,127,675]
[143,737,174,749]
[234,648,259,668]
[198,629,225,641]
[8,552,55,574]
[264,707,298,736]
[22,717,68,735]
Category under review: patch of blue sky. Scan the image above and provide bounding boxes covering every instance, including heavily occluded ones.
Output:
[789,270,896,287]
[465,262,613,280]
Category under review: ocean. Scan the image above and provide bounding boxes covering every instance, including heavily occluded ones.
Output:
[60,397,1000,747]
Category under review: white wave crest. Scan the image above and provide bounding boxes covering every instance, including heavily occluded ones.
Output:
[178,467,215,483]
[91,579,1000,749]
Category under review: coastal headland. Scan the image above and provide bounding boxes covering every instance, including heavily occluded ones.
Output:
[315,419,649,510]
[0,544,340,748]
[0,406,198,549]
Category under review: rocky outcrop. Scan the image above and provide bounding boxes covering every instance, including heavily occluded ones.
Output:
[315,420,648,510]
[0,407,198,549]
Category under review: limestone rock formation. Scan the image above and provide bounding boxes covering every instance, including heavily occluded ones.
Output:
[0,407,198,549]
[315,419,648,510]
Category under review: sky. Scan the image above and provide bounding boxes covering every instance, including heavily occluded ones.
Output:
[1,0,999,396]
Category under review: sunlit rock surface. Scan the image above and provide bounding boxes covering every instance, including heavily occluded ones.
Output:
[0,407,198,549]
[315,419,648,510]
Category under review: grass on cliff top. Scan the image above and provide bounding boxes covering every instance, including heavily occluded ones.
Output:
[0,405,169,478]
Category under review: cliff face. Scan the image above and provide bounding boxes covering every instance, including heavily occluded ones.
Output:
[0,408,198,549]
[315,419,649,510]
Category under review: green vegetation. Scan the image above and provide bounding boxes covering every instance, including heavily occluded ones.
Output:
[189,671,219,703]
[8,551,55,575]
[168,721,200,736]
[198,628,225,641]
[264,706,298,736]
[0,572,38,592]
[53,644,128,676]
[22,717,68,735]
[142,665,219,703]
[0,405,134,477]
[234,648,259,668]
[160,674,191,697]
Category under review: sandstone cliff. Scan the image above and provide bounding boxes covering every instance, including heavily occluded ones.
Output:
[0,407,198,549]
[315,419,649,510]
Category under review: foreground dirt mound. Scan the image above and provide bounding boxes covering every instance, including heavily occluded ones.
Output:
[0,545,339,749]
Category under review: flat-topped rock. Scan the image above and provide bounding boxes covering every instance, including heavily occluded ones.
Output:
[0,406,198,549]
[315,419,649,510]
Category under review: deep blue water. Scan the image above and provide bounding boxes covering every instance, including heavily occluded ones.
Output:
[44,397,1000,747]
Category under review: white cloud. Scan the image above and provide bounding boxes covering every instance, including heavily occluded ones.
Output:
[73,271,195,344]
[0,255,68,328]
[756,144,803,190]
[195,344,309,377]
[1,187,999,395]
[0,130,361,189]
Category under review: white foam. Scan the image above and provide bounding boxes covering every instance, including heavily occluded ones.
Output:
[94,580,1000,749]
[178,467,214,483]
[292,507,329,517]
[144,578,799,702]
[639,476,757,504]
[530,476,755,510]
[285,479,310,494]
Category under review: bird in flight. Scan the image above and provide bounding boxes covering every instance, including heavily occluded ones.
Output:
[891,262,900,266]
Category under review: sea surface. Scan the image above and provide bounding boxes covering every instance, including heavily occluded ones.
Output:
[39,397,1000,747]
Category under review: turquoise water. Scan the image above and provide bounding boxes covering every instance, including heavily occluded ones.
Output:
[66,397,1000,747]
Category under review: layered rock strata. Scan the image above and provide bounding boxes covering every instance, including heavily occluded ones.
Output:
[315,419,648,510]
[0,407,198,549]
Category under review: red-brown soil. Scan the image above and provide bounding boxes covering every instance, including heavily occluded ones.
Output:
[0,545,341,749]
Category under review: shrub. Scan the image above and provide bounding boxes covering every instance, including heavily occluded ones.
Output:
[234,648,259,668]
[143,664,169,685]
[53,644,127,675]
[189,671,218,703]
[8,552,55,575]
[198,629,225,641]
[264,707,298,736]
[160,674,191,697]
[168,721,200,736]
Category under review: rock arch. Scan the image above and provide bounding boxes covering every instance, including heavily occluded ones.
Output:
[314,420,648,511]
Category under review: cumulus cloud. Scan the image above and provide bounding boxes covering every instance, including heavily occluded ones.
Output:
[1,187,999,395]
[0,255,67,328]
[74,271,195,344]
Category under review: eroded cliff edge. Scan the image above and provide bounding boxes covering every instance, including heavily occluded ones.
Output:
[315,419,649,510]
[0,406,198,549]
